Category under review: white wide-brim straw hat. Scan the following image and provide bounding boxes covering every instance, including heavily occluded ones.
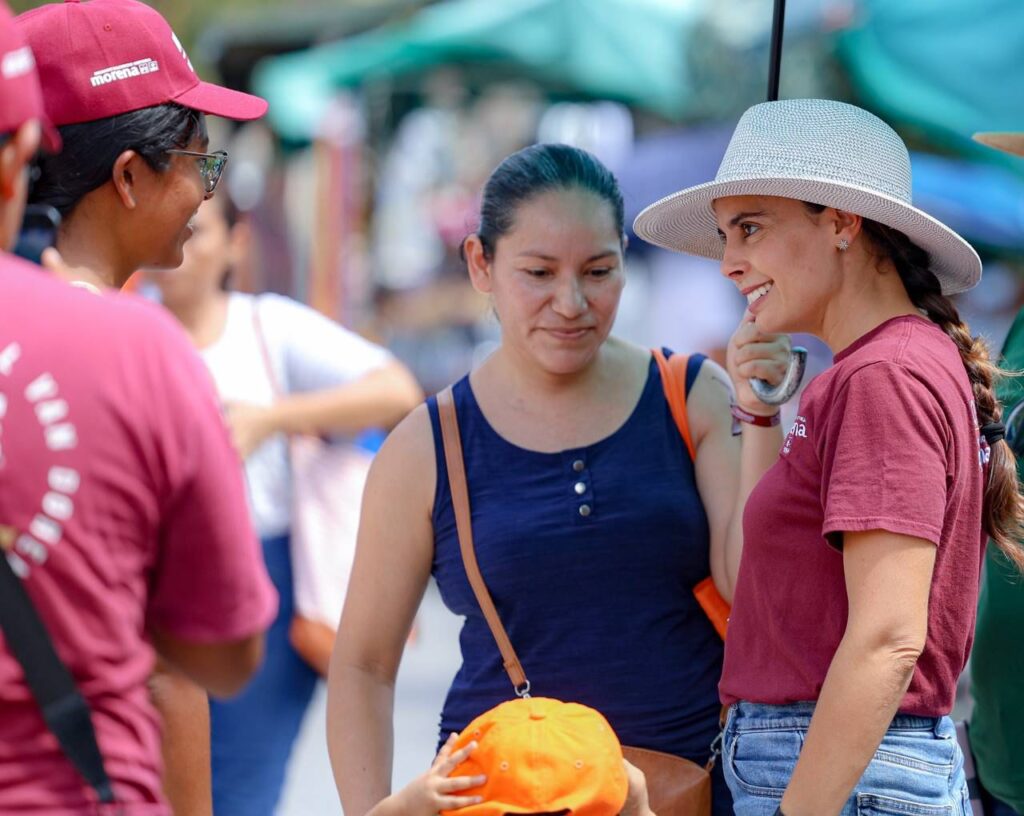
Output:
[633,99,982,295]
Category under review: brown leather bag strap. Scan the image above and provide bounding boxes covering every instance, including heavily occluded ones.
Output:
[436,387,531,696]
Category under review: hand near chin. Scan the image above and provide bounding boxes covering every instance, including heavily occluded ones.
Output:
[727,309,792,415]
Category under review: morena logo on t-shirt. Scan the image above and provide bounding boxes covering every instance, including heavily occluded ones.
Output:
[782,414,809,456]
[0,341,83,578]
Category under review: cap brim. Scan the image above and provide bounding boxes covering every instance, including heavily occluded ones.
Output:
[973,132,1024,158]
[174,80,268,122]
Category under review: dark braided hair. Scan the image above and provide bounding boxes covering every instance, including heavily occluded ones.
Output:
[807,202,1024,568]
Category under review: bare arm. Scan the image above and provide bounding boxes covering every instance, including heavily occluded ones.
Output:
[687,361,743,601]
[150,659,212,816]
[779,530,936,815]
[690,325,788,602]
[150,631,264,700]
[271,359,423,435]
[227,360,423,459]
[327,404,437,815]
[722,317,794,600]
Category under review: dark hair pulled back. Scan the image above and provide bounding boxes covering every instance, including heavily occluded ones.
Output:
[30,103,206,218]
[468,143,624,261]
[806,203,1024,568]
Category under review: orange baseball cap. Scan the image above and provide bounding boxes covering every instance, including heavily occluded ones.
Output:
[441,697,628,816]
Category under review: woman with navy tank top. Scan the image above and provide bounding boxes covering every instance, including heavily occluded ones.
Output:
[328,144,791,816]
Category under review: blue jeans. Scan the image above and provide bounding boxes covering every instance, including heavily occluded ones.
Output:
[723,701,970,815]
[209,533,318,816]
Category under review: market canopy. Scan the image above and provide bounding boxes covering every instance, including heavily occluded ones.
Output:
[253,0,704,140]
[838,0,1024,167]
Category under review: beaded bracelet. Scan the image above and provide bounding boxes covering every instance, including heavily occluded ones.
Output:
[730,403,781,428]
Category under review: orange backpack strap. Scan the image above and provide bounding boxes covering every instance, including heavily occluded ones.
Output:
[652,349,731,641]
[652,348,696,461]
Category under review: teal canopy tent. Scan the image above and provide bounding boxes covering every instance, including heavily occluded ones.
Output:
[253,0,703,141]
[838,0,1024,169]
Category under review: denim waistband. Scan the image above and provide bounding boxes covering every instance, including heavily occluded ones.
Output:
[729,701,949,734]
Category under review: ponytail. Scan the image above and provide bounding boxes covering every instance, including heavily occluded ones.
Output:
[861,219,1024,570]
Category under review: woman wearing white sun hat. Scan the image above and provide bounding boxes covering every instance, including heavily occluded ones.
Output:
[634,98,1024,816]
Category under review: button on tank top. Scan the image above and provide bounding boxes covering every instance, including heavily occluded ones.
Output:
[426,352,722,762]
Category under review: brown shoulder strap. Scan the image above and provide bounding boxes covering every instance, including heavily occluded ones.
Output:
[435,387,530,695]
[652,349,696,460]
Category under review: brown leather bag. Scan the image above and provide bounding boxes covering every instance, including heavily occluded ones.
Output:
[620,745,711,816]
[436,379,717,816]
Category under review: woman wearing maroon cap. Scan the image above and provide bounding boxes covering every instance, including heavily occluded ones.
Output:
[15,1,271,814]
[18,0,267,290]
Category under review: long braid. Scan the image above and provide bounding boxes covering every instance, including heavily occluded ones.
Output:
[862,219,1024,569]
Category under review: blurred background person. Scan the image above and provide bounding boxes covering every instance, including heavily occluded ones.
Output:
[146,190,422,816]
[968,130,1024,816]
[17,0,275,811]
[0,1,277,812]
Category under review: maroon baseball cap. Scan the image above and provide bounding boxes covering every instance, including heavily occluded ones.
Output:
[16,0,267,128]
[0,0,60,151]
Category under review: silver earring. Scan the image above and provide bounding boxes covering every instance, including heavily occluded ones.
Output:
[838,239,849,252]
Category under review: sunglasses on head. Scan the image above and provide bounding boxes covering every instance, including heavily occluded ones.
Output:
[165,148,228,195]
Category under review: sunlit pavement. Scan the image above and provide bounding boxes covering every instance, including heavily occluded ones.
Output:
[279,580,463,815]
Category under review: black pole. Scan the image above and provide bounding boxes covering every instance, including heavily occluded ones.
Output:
[767,0,786,101]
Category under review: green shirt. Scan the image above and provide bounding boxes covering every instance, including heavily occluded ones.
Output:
[971,307,1024,814]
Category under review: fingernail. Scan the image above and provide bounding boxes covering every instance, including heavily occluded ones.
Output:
[468,740,478,750]
[476,775,487,784]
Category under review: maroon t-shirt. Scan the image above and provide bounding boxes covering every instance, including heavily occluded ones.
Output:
[0,256,277,813]
[720,315,986,716]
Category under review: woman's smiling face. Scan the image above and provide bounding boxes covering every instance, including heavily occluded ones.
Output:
[713,194,846,335]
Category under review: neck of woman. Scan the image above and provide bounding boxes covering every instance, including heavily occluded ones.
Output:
[55,213,131,289]
[819,259,921,354]
[471,336,647,453]
[495,339,619,402]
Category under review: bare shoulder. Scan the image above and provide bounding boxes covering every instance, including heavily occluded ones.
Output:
[363,402,437,520]
[691,358,734,402]
[687,358,735,440]
[605,336,658,378]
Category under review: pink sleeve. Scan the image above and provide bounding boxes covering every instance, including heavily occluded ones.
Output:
[145,323,277,642]
[820,362,951,548]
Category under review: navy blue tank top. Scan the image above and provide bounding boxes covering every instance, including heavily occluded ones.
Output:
[426,352,722,763]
